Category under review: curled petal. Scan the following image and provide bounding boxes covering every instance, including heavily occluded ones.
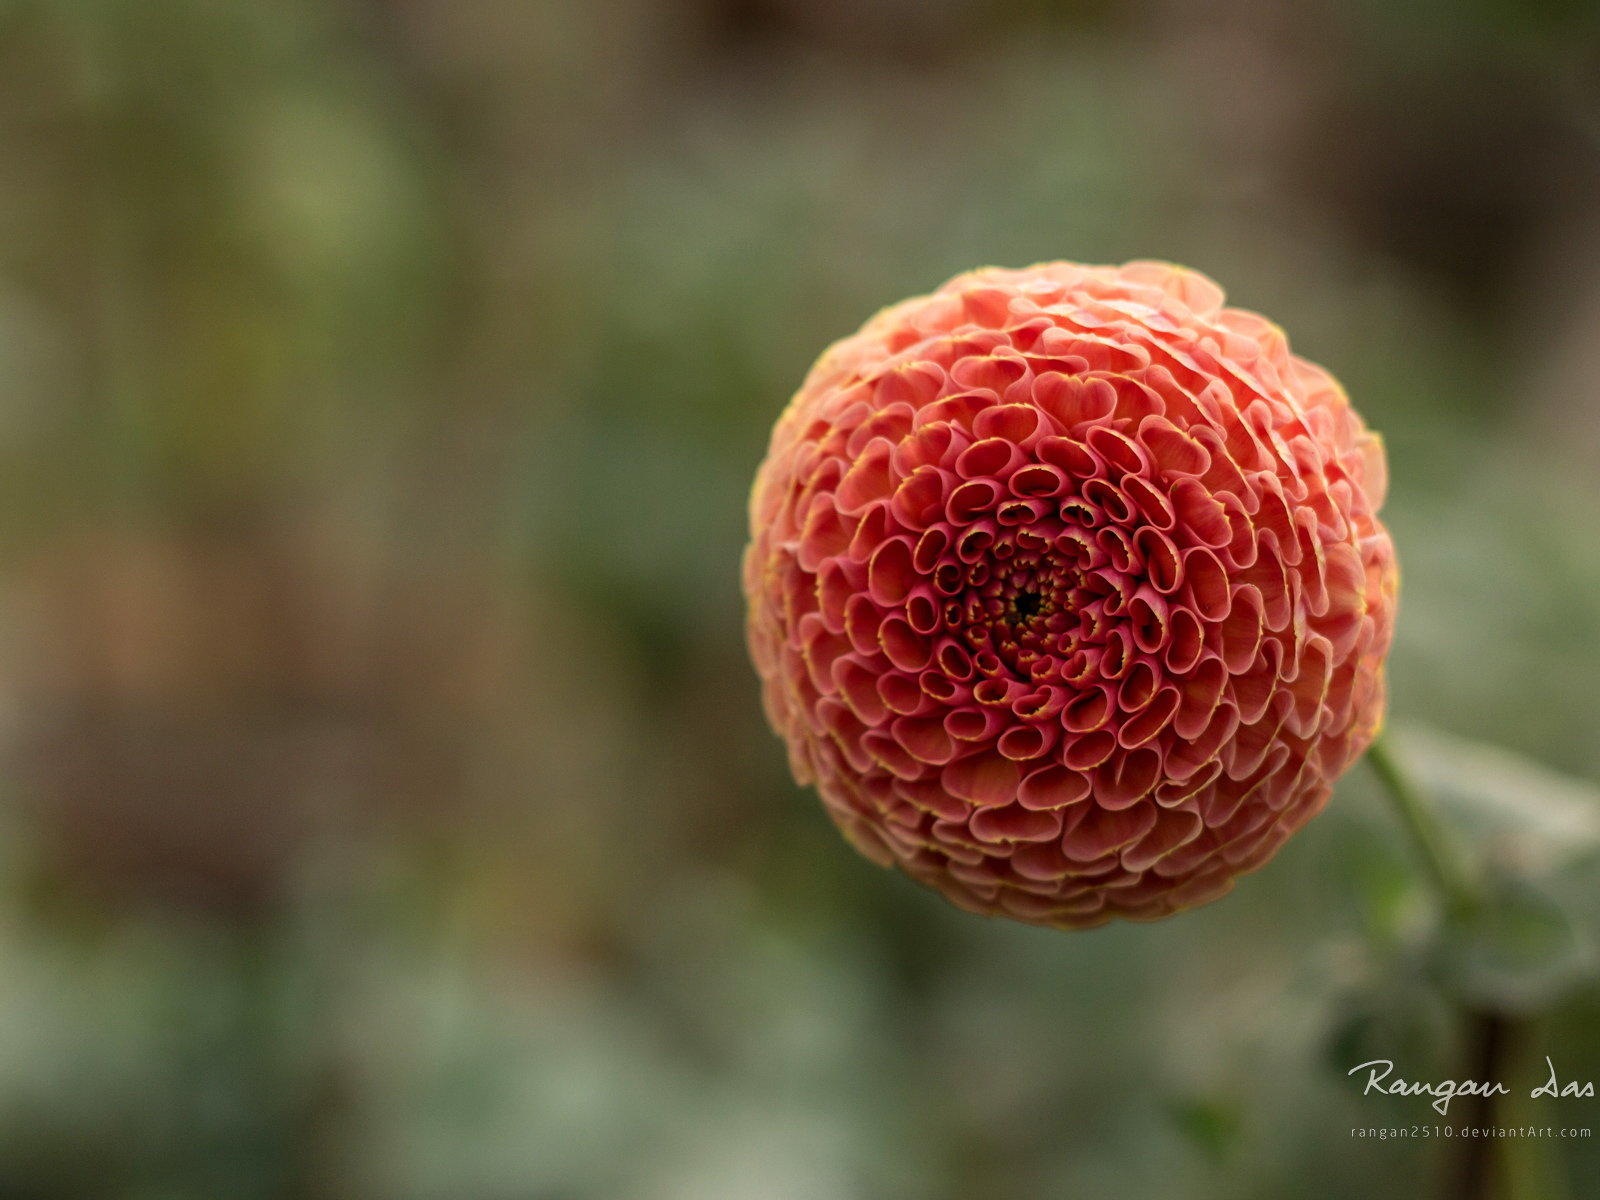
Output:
[1169,476,1231,548]
[832,655,888,724]
[1063,685,1113,732]
[876,671,927,717]
[892,467,954,528]
[891,715,958,765]
[1094,747,1162,809]
[947,479,1001,524]
[1138,415,1212,476]
[1035,374,1117,427]
[971,804,1064,844]
[997,722,1058,761]
[1162,606,1206,675]
[1086,426,1148,476]
[1135,527,1183,594]
[1063,803,1159,863]
[835,439,896,513]
[1037,434,1098,479]
[1011,463,1068,497]
[867,537,917,606]
[1174,656,1228,740]
[878,616,932,671]
[1063,728,1117,771]
[945,706,1003,742]
[1121,809,1205,873]
[1017,764,1092,811]
[1118,686,1180,749]
[956,437,1025,480]
[942,754,1022,807]
[1128,588,1170,655]
[973,402,1046,444]
[905,588,941,635]
[1123,474,1176,530]
[1182,546,1231,621]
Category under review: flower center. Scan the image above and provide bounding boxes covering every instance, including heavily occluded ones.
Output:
[1011,589,1044,622]
[937,533,1090,682]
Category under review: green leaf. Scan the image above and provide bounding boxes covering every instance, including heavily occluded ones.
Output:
[1434,874,1595,1012]
[1390,727,1600,1010]
[1392,727,1600,873]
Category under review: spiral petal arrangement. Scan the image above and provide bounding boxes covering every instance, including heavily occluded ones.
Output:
[743,262,1398,929]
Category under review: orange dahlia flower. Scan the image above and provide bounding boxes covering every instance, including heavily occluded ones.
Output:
[743,262,1398,929]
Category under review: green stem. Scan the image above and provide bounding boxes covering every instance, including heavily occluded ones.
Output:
[1366,737,1505,1199]
[1365,734,1479,919]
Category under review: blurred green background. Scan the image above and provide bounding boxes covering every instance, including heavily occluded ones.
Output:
[1,1,1599,1197]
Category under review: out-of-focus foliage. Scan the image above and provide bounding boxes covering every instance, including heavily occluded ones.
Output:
[0,1,1597,1197]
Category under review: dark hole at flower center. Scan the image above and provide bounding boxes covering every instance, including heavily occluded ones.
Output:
[944,539,1090,681]
[1011,590,1044,622]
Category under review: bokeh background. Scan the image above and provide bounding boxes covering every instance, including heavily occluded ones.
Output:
[2,1,1600,1197]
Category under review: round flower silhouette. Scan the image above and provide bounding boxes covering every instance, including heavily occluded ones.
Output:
[743,262,1398,929]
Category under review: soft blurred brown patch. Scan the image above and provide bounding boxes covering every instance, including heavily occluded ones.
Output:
[0,511,628,922]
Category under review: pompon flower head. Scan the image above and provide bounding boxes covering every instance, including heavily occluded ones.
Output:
[743,262,1398,930]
